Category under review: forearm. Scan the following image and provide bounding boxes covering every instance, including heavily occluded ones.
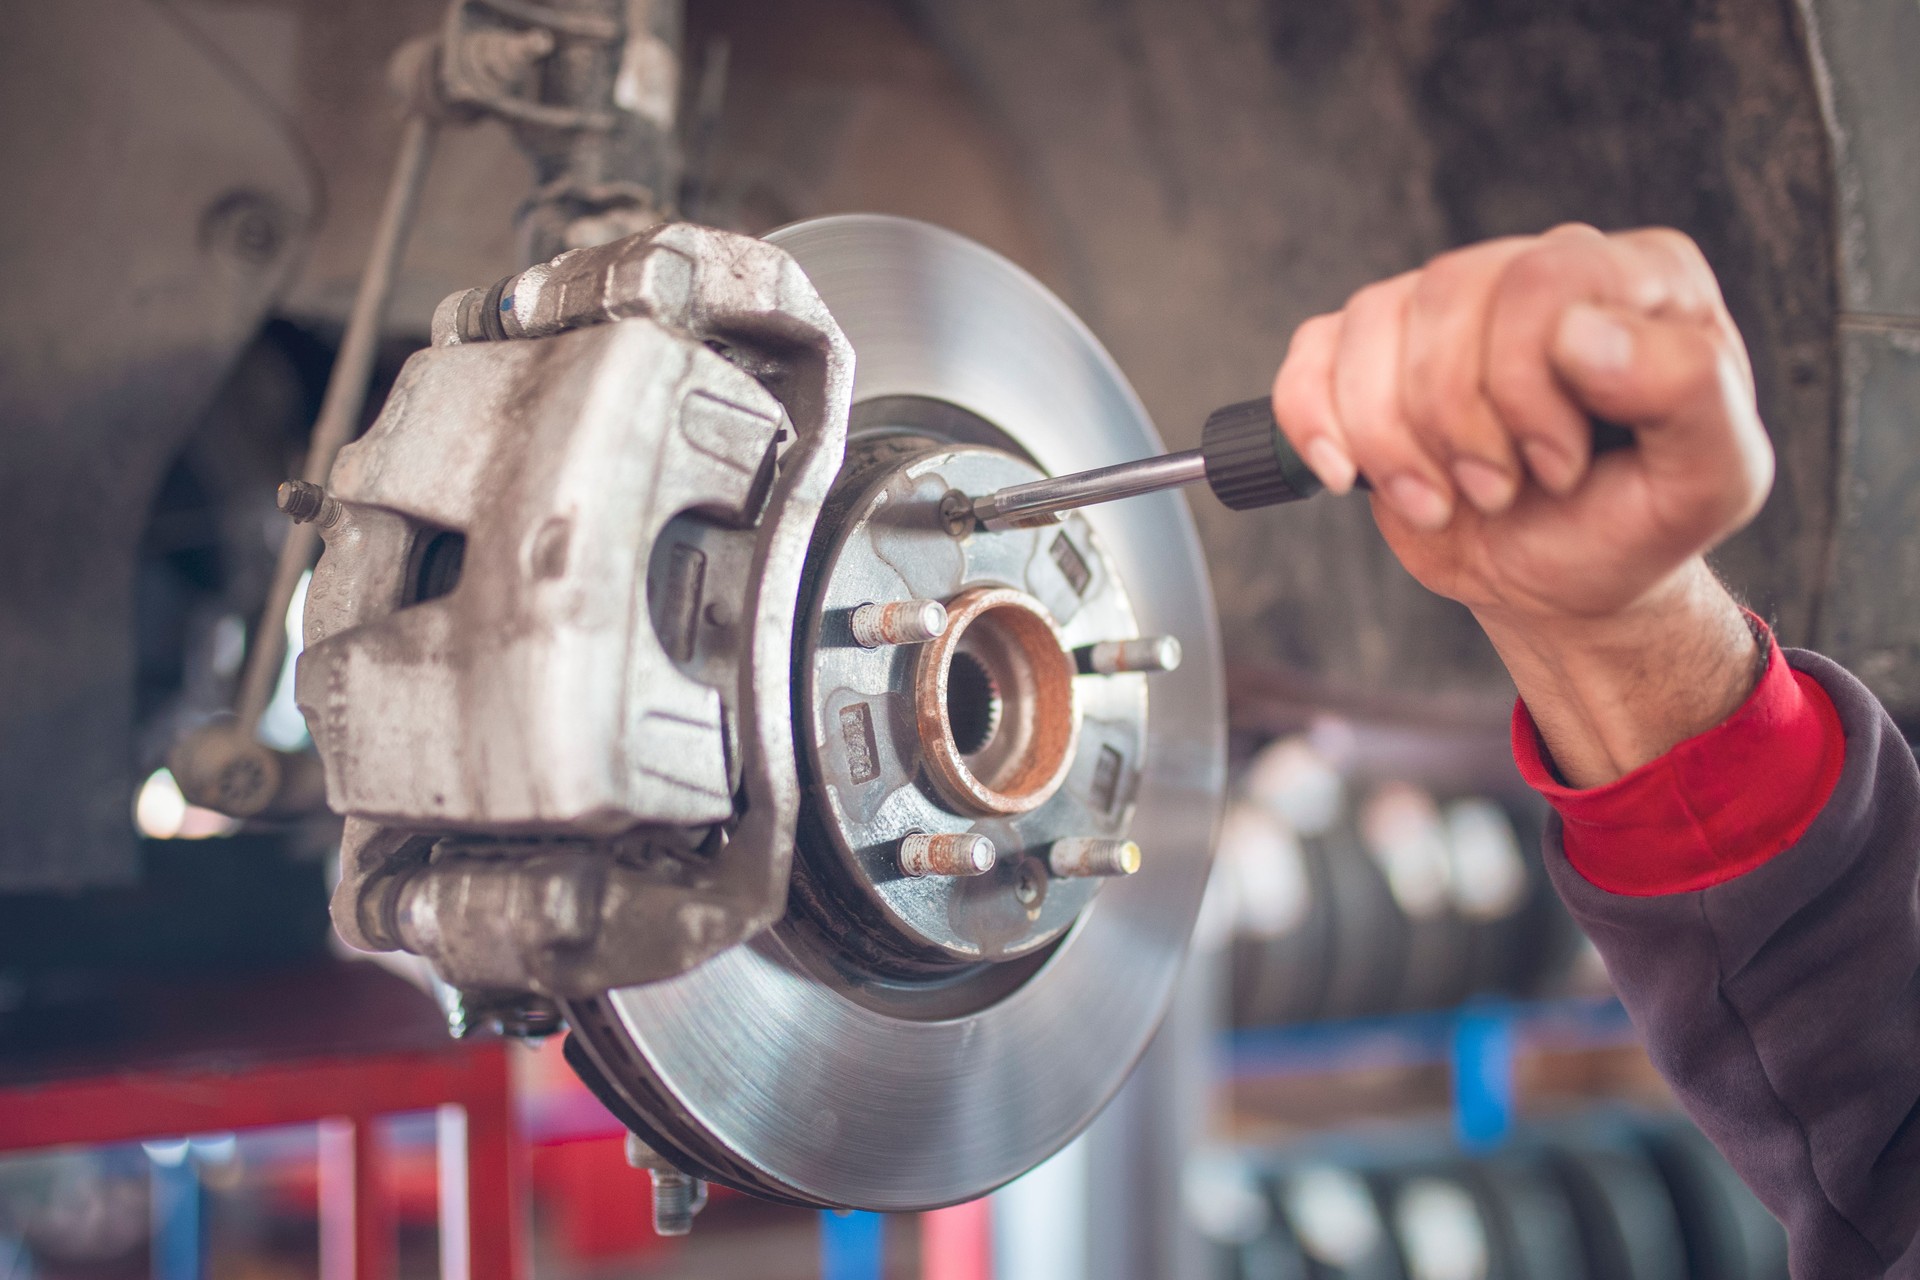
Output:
[1473,558,1760,787]
[1541,652,1919,1274]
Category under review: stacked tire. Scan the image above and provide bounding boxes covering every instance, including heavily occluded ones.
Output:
[1213,1111,1785,1280]
[1220,737,1582,1028]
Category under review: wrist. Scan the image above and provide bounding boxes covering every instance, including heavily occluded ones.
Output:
[1473,561,1761,787]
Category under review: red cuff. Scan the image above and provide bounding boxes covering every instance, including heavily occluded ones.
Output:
[1510,622,1845,896]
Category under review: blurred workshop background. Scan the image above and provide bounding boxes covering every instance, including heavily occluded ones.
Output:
[2,0,1915,1278]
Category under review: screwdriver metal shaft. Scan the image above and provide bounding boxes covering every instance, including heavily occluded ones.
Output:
[969,449,1209,530]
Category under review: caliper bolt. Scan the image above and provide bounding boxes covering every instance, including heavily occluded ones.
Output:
[899,832,997,878]
[276,479,343,530]
[1074,636,1183,675]
[1048,837,1142,878]
[625,1133,708,1237]
[851,599,949,648]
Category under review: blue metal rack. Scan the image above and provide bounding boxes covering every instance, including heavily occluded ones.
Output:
[1226,995,1631,1080]
[1227,995,1634,1151]
[820,1210,886,1280]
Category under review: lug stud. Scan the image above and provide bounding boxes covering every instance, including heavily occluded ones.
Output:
[1075,636,1182,675]
[276,479,343,529]
[1048,837,1141,878]
[899,832,997,878]
[851,599,949,648]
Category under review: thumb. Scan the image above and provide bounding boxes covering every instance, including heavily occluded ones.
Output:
[1549,302,1773,535]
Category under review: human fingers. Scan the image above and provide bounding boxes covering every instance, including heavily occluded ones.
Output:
[1331,272,1456,530]
[1481,224,1627,497]
[1400,237,1536,515]
[1550,302,1772,550]
[1272,311,1358,494]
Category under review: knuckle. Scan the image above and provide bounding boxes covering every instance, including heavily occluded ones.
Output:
[1333,381,1399,449]
[1344,278,1399,317]
[1288,311,1338,356]
[1544,221,1603,243]
[1416,245,1485,295]
[1274,368,1334,435]
[1627,225,1705,264]
[1407,261,1479,329]
[1272,371,1319,436]
[1493,243,1569,305]
[1274,317,1339,426]
[1621,227,1721,314]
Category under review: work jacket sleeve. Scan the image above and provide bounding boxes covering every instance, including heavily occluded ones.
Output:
[1534,648,1920,1276]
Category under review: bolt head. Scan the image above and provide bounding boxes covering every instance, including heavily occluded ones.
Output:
[168,725,281,817]
[939,490,977,537]
[1013,859,1047,907]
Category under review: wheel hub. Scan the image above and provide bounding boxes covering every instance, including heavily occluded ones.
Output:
[793,437,1147,968]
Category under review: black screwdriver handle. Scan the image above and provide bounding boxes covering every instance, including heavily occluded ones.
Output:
[1200,399,1324,510]
[1199,398,1634,512]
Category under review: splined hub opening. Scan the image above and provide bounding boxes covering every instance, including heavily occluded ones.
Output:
[944,651,1001,756]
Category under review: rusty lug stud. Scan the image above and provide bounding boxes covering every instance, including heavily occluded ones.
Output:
[276,479,344,529]
[851,598,949,648]
[1047,837,1142,878]
[1074,636,1183,675]
[899,832,998,878]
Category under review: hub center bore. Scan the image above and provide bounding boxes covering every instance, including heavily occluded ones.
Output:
[944,651,1000,755]
[916,586,1080,817]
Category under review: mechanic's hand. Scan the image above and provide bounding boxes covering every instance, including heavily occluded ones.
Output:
[1272,224,1774,785]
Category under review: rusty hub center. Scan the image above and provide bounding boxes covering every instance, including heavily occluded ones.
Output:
[915,586,1080,816]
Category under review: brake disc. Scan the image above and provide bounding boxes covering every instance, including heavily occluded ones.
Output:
[562,215,1225,1210]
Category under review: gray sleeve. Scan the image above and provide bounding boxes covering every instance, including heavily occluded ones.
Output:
[1545,650,1920,1278]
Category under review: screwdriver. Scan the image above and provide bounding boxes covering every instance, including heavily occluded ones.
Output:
[965,398,1632,530]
